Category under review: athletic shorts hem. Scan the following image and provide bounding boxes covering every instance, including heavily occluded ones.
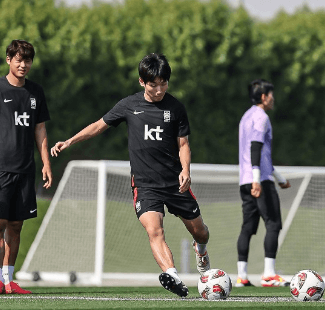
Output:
[133,186,200,220]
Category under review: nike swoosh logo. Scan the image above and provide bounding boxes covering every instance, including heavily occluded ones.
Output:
[30,209,37,213]
[133,111,144,115]
[4,99,13,103]
[193,208,198,213]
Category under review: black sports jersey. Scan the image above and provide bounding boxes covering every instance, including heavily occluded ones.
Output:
[0,76,50,174]
[103,91,191,188]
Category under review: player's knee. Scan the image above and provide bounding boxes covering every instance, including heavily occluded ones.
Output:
[6,221,23,235]
[146,226,165,241]
[265,223,281,234]
[241,222,258,236]
[0,219,8,233]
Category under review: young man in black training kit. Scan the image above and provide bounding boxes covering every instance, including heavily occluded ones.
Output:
[51,53,210,297]
[0,40,52,294]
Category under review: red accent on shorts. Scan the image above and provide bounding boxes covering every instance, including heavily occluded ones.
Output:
[131,175,135,187]
[189,188,197,200]
[133,187,138,211]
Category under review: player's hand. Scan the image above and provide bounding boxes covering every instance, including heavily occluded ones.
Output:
[251,182,262,198]
[51,141,70,157]
[279,180,291,189]
[179,170,191,193]
[42,165,52,189]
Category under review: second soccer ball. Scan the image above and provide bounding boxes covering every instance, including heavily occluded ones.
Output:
[290,269,325,302]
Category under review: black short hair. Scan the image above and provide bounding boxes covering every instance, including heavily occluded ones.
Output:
[138,53,171,84]
[6,40,35,61]
[248,79,274,105]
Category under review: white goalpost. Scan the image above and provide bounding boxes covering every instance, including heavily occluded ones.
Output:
[16,161,325,286]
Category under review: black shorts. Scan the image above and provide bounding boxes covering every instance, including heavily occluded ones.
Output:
[239,180,282,234]
[0,171,37,221]
[132,185,200,220]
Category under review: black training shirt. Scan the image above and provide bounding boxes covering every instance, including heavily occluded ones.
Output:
[0,76,50,174]
[103,91,191,188]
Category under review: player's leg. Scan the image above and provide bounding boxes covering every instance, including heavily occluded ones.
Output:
[133,187,188,297]
[182,215,209,244]
[3,173,35,294]
[164,186,210,275]
[133,187,175,273]
[180,215,210,275]
[2,221,28,293]
[3,221,23,280]
[258,181,289,287]
[3,221,23,266]
[236,184,259,287]
[0,219,7,293]
[139,211,174,271]
[0,220,7,257]
[0,172,16,293]
[139,211,188,297]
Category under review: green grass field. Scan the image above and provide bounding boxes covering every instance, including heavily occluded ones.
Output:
[11,199,325,309]
[0,286,324,309]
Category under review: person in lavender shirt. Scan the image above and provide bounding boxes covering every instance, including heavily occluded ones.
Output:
[236,79,291,288]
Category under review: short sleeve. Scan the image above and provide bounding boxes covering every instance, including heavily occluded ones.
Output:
[36,86,50,123]
[251,114,268,143]
[102,100,126,127]
[177,104,191,137]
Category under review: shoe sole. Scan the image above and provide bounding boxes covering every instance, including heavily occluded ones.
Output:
[261,282,290,287]
[159,273,188,297]
[5,291,32,294]
[236,283,254,287]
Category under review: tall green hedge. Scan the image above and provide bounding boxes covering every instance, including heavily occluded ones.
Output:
[1,0,324,193]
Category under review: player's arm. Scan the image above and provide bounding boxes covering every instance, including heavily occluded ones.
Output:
[273,168,291,189]
[35,122,52,189]
[51,118,109,157]
[178,136,191,193]
[251,141,263,198]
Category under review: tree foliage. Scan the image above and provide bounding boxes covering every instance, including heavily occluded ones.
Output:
[1,0,325,193]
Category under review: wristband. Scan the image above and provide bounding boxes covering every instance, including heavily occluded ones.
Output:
[273,169,286,184]
[252,168,261,183]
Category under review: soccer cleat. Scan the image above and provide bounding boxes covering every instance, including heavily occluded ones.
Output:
[235,277,254,287]
[159,273,188,297]
[192,241,210,275]
[5,282,32,294]
[261,274,290,287]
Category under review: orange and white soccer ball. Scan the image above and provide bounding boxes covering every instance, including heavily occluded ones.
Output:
[198,269,232,300]
[290,270,325,302]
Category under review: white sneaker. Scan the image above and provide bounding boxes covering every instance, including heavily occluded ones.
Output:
[192,241,210,275]
[261,274,290,287]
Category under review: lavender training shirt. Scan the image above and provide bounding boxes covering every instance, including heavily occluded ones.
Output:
[239,105,274,185]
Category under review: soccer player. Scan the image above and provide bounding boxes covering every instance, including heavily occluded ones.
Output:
[0,40,52,294]
[51,53,210,297]
[236,79,291,288]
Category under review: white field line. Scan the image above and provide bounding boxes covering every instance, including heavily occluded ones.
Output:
[0,296,319,302]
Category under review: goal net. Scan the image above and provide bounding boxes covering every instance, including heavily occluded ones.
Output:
[16,161,325,285]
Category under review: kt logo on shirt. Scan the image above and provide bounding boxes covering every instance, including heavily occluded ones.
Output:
[144,125,163,141]
[14,111,30,126]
